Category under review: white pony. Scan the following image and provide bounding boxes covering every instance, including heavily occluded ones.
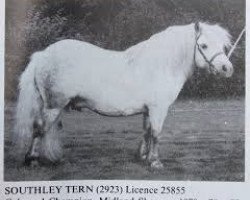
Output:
[15,22,233,169]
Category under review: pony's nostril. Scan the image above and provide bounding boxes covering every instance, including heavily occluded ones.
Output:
[222,65,227,72]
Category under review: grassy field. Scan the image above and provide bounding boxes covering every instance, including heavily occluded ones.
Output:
[4,99,244,182]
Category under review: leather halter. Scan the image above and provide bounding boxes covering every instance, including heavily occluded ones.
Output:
[194,29,224,73]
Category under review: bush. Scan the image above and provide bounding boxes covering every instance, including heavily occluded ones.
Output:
[5,0,245,100]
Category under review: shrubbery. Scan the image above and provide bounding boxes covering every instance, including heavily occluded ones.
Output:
[5,0,245,100]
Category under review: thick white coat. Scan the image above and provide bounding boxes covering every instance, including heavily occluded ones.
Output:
[15,22,233,164]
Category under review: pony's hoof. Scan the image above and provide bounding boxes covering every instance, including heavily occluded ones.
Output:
[150,160,164,170]
[24,153,40,167]
[30,160,40,168]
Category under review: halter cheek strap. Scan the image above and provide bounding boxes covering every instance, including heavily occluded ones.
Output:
[195,30,224,73]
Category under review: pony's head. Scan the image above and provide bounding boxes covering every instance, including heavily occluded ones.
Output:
[194,22,233,78]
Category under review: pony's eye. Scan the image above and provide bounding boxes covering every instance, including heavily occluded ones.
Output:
[201,44,208,50]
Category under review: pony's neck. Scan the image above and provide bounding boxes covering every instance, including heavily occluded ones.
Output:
[157,23,196,79]
[126,23,196,80]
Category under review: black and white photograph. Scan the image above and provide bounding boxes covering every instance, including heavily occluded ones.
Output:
[3,0,245,183]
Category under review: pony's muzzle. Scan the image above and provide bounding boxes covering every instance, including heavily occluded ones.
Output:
[221,63,234,78]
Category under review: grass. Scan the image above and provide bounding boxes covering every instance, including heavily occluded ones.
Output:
[4,98,245,181]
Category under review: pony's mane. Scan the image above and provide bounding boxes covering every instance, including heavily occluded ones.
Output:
[200,22,232,50]
[125,23,196,76]
[125,22,232,79]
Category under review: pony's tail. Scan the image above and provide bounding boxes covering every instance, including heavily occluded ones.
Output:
[14,53,42,160]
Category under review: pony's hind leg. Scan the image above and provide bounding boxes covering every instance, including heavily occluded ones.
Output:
[40,107,64,163]
[38,89,69,163]
[24,119,44,166]
[25,108,63,165]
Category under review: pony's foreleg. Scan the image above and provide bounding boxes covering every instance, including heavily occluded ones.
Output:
[139,112,150,160]
[146,106,167,169]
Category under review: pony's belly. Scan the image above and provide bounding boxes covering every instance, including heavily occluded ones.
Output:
[68,96,145,116]
[91,106,144,117]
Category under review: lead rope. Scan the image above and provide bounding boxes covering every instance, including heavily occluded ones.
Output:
[227,26,245,59]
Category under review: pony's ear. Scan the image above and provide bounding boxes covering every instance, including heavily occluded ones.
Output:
[195,22,201,34]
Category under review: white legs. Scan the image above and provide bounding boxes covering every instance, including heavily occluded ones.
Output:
[25,108,62,166]
[139,105,168,169]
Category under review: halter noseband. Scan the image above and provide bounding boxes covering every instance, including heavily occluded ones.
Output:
[195,27,224,73]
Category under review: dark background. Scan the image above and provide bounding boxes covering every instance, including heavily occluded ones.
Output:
[5,0,245,101]
[4,0,245,182]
